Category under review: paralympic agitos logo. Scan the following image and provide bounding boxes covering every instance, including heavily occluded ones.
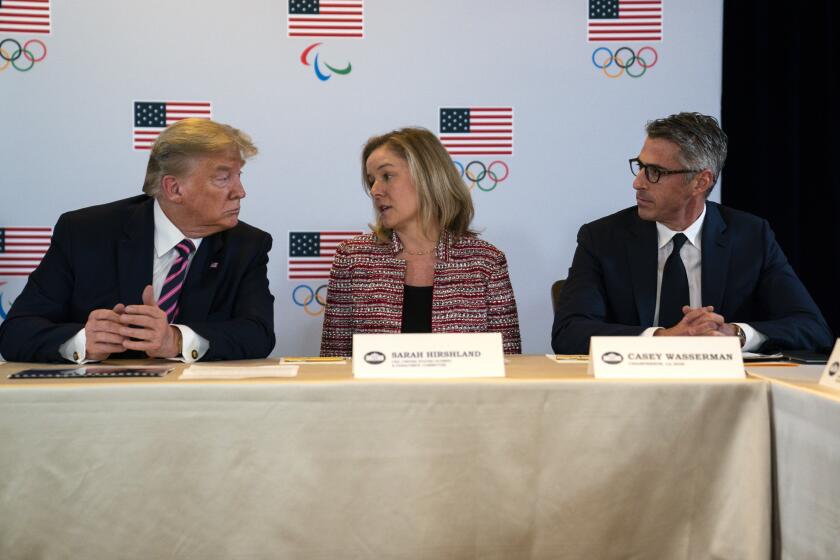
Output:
[287,0,363,82]
[299,42,352,82]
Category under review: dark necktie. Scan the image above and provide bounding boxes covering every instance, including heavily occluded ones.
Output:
[158,239,196,323]
[658,233,689,328]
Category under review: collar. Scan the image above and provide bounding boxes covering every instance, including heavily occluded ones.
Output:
[656,205,706,250]
[153,199,203,258]
[390,230,454,262]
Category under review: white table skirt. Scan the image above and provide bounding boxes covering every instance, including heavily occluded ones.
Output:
[748,365,840,559]
[0,374,771,560]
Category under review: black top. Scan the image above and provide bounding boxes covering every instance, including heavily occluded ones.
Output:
[401,285,433,333]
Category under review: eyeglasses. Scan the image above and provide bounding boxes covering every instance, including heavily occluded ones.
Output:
[629,158,701,184]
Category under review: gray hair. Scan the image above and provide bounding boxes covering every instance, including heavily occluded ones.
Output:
[645,112,728,192]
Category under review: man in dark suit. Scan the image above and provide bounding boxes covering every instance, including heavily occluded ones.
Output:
[0,119,275,363]
[552,112,833,355]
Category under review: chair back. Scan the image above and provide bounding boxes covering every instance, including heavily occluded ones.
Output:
[551,279,567,313]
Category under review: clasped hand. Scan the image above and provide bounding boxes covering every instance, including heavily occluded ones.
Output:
[83,285,180,360]
[654,305,739,338]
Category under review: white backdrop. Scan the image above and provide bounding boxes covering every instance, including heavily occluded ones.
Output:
[0,0,723,356]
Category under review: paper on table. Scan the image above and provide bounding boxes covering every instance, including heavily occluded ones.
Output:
[180,363,299,380]
[742,351,785,361]
[546,354,589,364]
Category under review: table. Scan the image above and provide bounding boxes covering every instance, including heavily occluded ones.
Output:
[747,365,840,559]
[0,356,771,559]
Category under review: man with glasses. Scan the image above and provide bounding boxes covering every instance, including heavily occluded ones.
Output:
[551,112,832,355]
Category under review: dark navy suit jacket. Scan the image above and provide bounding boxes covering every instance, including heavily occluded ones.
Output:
[0,195,275,362]
[551,202,833,355]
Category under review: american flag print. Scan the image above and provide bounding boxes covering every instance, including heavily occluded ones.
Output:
[439,107,514,156]
[0,0,51,35]
[587,0,662,42]
[0,226,51,277]
[133,101,212,151]
[287,0,364,38]
[288,231,364,280]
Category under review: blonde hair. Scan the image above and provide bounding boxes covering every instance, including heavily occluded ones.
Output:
[362,127,475,242]
[142,118,258,196]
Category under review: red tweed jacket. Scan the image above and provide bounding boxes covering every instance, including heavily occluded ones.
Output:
[320,231,521,356]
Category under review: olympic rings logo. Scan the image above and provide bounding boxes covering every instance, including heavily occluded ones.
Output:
[591,46,658,79]
[292,283,327,316]
[0,39,48,73]
[454,160,510,192]
[300,42,352,82]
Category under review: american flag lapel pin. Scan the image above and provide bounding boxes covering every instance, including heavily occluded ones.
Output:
[210,262,219,269]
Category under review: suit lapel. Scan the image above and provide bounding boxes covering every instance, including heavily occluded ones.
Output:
[178,231,225,321]
[627,213,658,326]
[118,199,155,305]
[701,202,730,311]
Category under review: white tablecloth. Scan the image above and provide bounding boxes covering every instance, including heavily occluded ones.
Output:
[748,365,840,559]
[0,360,771,559]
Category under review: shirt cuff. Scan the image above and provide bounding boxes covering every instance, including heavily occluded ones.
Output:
[641,327,662,337]
[170,325,209,363]
[737,323,768,353]
[58,329,100,364]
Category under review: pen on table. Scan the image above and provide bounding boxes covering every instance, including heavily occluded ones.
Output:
[282,356,347,363]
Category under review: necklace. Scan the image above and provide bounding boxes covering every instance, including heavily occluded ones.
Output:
[403,246,436,256]
[403,242,437,256]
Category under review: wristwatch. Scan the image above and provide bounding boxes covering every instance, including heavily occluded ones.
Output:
[731,323,746,348]
[174,329,199,360]
[174,327,183,357]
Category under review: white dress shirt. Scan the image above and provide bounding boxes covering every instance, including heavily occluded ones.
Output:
[58,200,210,363]
[641,206,768,351]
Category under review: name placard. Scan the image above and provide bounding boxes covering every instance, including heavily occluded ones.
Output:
[587,336,745,379]
[352,333,504,379]
[818,339,840,390]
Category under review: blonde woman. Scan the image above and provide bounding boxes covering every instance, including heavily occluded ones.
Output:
[320,127,521,356]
